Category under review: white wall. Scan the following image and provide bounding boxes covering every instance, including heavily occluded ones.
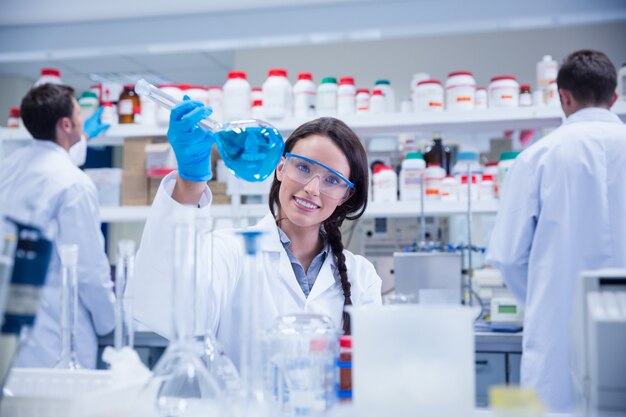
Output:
[235,21,626,99]
[0,75,34,127]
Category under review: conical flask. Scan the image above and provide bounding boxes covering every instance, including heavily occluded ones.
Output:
[195,211,241,398]
[135,79,284,182]
[149,206,224,417]
[55,244,81,369]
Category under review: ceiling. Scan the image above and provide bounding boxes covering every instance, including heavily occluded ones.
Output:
[0,0,625,91]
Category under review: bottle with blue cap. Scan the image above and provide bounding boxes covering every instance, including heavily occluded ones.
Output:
[453,151,483,200]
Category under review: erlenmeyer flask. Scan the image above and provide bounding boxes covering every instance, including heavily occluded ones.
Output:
[135,79,284,182]
[149,206,224,417]
[115,239,135,350]
[195,211,241,397]
[55,244,81,369]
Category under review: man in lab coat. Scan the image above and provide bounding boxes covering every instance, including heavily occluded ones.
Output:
[486,49,626,412]
[0,83,115,368]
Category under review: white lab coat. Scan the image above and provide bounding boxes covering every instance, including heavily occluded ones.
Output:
[0,140,115,368]
[132,172,382,365]
[486,108,626,412]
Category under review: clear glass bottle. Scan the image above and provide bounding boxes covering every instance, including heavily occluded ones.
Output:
[56,244,81,369]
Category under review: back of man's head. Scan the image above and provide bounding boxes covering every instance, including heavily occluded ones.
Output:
[557,50,617,107]
[21,83,75,141]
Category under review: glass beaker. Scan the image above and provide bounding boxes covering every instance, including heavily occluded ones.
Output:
[266,314,340,417]
[135,79,285,182]
[55,244,81,369]
[115,239,135,350]
[149,206,224,417]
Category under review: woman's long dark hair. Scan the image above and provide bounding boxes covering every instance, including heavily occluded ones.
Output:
[268,117,369,334]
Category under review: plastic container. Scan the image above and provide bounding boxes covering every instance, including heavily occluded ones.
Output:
[33,68,62,87]
[369,89,385,114]
[338,335,352,401]
[118,85,140,124]
[414,80,444,112]
[7,107,20,128]
[425,163,446,200]
[100,102,117,126]
[445,71,476,111]
[374,79,395,113]
[440,176,459,201]
[156,84,183,126]
[410,72,430,110]
[453,151,482,200]
[536,55,558,104]
[484,161,499,196]
[399,152,426,202]
[337,76,356,117]
[488,76,519,108]
[207,86,224,122]
[223,70,251,121]
[251,99,264,119]
[479,174,496,200]
[498,151,520,197]
[475,87,487,110]
[262,68,292,120]
[519,84,532,107]
[180,84,209,104]
[423,138,451,174]
[372,164,397,203]
[251,87,263,103]
[355,89,370,114]
[618,63,626,102]
[78,91,99,121]
[546,80,560,107]
[293,72,316,118]
[317,77,338,116]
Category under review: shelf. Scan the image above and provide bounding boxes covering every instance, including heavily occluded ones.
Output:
[100,200,497,223]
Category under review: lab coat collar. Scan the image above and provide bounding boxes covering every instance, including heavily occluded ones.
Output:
[564,107,622,125]
[33,139,71,161]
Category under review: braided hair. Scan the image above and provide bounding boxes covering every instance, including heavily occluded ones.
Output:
[268,118,369,334]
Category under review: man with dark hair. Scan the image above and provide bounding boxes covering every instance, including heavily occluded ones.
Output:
[487,49,626,411]
[0,83,114,368]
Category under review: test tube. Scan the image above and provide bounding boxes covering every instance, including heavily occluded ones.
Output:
[115,239,136,350]
[56,244,81,369]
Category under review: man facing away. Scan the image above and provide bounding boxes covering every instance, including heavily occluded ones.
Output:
[0,83,115,368]
[487,49,626,412]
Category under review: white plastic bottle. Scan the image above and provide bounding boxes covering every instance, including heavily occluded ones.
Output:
[475,87,488,109]
[425,163,446,200]
[410,72,430,111]
[414,80,444,112]
[374,80,396,113]
[488,76,520,108]
[337,76,356,117]
[101,102,117,126]
[251,99,264,119]
[440,176,459,201]
[262,68,292,120]
[479,174,496,200]
[207,86,224,123]
[452,151,483,200]
[369,89,385,114]
[34,68,62,86]
[78,91,99,120]
[156,84,183,126]
[372,164,398,203]
[223,70,251,121]
[251,87,263,103]
[536,55,559,105]
[498,151,520,198]
[445,71,476,111]
[356,89,370,114]
[399,152,426,202]
[293,72,316,118]
[317,77,338,116]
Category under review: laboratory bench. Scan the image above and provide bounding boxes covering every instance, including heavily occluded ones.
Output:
[97,330,522,407]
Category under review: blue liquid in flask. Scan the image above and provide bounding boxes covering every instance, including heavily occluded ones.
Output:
[216,126,284,182]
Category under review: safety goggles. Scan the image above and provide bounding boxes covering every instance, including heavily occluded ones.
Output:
[283,153,355,200]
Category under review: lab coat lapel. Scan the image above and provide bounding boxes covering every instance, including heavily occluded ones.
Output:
[253,214,307,305]
[307,253,338,302]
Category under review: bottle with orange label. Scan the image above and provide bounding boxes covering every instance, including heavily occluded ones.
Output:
[445,71,476,111]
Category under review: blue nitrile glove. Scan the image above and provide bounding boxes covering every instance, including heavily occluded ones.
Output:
[83,106,110,139]
[167,96,215,182]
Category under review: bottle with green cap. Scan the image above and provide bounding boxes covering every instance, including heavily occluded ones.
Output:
[498,151,521,198]
[317,76,338,116]
[400,152,426,201]
[374,79,396,113]
[78,91,99,120]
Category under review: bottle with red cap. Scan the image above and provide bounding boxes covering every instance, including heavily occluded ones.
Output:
[293,72,316,118]
[355,89,370,115]
[338,335,352,401]
[372,163,398,202]
[7,107,20,128]
[251,99,264,119]
[369,89,386,114]
[34,68,63,87]
[337,76,356,117]
[223,70,251,121]
[262,68,292,120]
[445,71,476,111]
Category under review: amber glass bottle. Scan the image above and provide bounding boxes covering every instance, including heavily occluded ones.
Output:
[118,85,140,124]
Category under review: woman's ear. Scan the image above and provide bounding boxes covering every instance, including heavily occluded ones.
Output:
[276,157,286,181]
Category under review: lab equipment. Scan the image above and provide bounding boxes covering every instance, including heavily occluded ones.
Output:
[355,89,370,114]
[536,55,558,104]
[78,91,99,120]
[56,244,81,370]
[114,240,135,350]
[135,78,284,183]
[337,76,356,117]
[262,68,292,120]
[519,84,533,107]
[369,89,385,114]
[424,163,445,200]
[223,71,252,120]
[393,252,462,304]
[0,219,52,388]
[490,297,523,324]
[571,269,626,416]
[267,314,340,416]
[488,76,520,108]
[399,152,426,202]
[150,206,223,417]
[83,106,110,139]
[293,72,316,118]
[413,80,444,112]
[423,137,451,174]
[372,164,397,202]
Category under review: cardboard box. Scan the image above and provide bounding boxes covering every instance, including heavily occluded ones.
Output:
[122,173,148,206]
